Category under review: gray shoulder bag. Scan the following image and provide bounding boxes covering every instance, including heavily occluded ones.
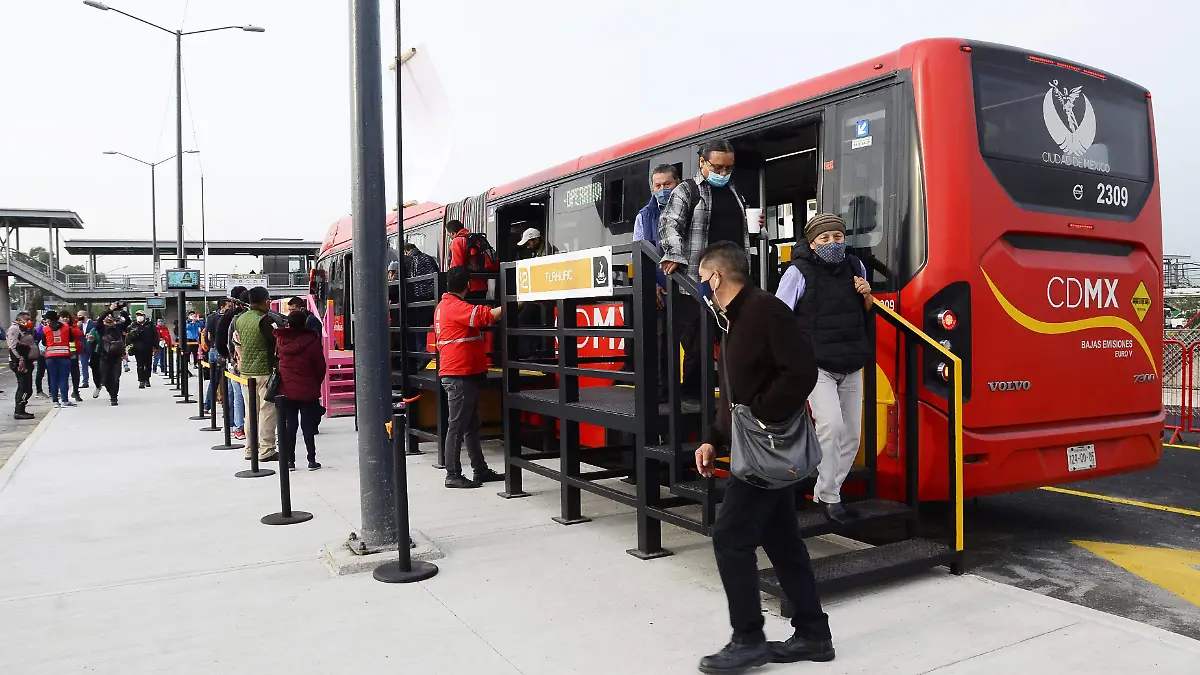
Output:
[719,337,822,490]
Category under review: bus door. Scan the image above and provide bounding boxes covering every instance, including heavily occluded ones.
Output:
[728,116,823,289]
[823,86,904,469]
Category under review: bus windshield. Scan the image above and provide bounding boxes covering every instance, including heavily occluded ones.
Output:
[970,44,1153,219]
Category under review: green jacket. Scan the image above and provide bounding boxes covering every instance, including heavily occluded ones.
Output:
[234,310,271,377]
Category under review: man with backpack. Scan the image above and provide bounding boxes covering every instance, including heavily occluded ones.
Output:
[95,304,131,406]
[217,288,249,441]
[446,219,498,299]
[658,139,763,407]
[776,213,874,524]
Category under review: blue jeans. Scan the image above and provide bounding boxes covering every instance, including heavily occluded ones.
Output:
[206,349,220,410]
[79,350,91,388]
[152,348,165,373]
[227,376,246,430]
[46,357,71,402]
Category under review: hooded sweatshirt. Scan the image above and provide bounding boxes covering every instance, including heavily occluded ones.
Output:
[273,326,326,401]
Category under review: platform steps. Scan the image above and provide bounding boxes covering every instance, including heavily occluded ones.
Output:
[639,442,955,596]
[325,364,356,417]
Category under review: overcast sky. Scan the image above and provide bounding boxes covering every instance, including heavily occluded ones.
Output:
[0,0,1191,274]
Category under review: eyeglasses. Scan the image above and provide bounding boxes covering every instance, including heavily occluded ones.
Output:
[704,159,734,175]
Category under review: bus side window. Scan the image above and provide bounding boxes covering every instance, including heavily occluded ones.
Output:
[836,91,895,287]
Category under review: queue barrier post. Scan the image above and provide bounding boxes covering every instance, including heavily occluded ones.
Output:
[176,340,194,404]
[201,360,222,432]
[212,361,245,449]
[261,397,314,526]
[172,346,185,396]
[189,359,208,419]
[168,347,177,387]
[374,409,438,583]
[234,374,274,478]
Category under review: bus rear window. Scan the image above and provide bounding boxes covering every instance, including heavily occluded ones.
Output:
[970,46,1153,219]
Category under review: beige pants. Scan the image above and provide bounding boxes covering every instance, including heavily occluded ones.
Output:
[243,378,277,459]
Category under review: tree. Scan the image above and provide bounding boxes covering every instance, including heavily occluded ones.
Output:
[61,264,86,276]
[28,247,50,267]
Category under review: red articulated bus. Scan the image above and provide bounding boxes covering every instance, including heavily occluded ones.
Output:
[312,38,1162,499]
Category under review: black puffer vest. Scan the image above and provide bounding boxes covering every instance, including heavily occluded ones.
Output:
[791,247,871,374]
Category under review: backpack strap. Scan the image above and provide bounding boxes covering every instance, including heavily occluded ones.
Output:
[680,178,701,206]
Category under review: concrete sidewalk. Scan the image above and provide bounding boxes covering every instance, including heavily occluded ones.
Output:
[0,377,1196,674]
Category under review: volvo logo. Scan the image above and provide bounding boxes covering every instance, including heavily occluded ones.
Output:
[988,380,1031,392]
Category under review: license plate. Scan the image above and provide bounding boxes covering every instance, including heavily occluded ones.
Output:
[1066,444,1097,472]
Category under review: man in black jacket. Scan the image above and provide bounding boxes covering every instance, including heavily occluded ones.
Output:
[127,310,158,388]
[692,242,834,674]
[95,305,131,405]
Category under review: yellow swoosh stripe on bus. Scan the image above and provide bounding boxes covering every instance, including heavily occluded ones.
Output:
[981,268,1156,376]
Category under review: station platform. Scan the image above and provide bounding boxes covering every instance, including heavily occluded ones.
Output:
[0,381,1196,674]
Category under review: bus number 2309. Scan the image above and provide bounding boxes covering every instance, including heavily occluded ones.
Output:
[1097,182,1129,207]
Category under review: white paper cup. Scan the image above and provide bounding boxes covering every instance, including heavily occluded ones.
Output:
[745,208,762,234]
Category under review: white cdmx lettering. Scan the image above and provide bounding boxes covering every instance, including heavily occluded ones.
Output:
[1046,276,1118,309]
[575,304,625,350]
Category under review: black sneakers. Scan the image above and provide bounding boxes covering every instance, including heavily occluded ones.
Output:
[698,641,771,674]
[473,468,504,484]
[445,474,481,489]
[768,634,836,664]
[308,462,322,471]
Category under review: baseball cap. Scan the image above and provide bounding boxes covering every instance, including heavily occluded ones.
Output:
[517,227,542,246]
[387,260,399,272]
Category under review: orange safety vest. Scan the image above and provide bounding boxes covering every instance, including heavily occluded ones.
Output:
[43,324,73,358]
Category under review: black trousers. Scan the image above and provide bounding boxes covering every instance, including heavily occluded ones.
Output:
[70,356,80,396]
[90,353,104,388]
[11,365,32,409]
[672,295,716,398]
[712,478,831,644]
[98,357,122,400]
[440,374,488,476]
[134,351,153,384]
[276,396,321,464]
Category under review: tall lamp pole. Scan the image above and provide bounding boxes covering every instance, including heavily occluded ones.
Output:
[102,150,198,295]
[84,0,263,404]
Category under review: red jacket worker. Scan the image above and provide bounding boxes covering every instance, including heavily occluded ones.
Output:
[445,219,489,297]
[433,266,504,489]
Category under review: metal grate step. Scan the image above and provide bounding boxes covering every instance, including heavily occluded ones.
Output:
[760,538,956,598]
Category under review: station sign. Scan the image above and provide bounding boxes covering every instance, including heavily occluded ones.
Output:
[516,246,613,301]
[145,297,166,309]
[165,269,201,290]
[230,273,268,287]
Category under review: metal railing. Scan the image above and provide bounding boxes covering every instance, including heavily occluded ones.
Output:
[0,245,311,295]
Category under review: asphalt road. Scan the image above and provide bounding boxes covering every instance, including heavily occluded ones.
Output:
[892,445,1200,640]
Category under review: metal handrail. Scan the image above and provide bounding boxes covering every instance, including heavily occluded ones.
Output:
[870,300,965,555]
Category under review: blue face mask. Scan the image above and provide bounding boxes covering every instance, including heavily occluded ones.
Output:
[814,242,847,265]
[705,171,731,188]
[654,188,671,206]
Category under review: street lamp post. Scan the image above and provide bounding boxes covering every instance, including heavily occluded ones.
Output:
[85,0,263,405]
[102,150,198,295]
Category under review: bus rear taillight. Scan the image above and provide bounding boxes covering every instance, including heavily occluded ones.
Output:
[936,362,952,382]
[936,310,958,331]
[924,283,973,402]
